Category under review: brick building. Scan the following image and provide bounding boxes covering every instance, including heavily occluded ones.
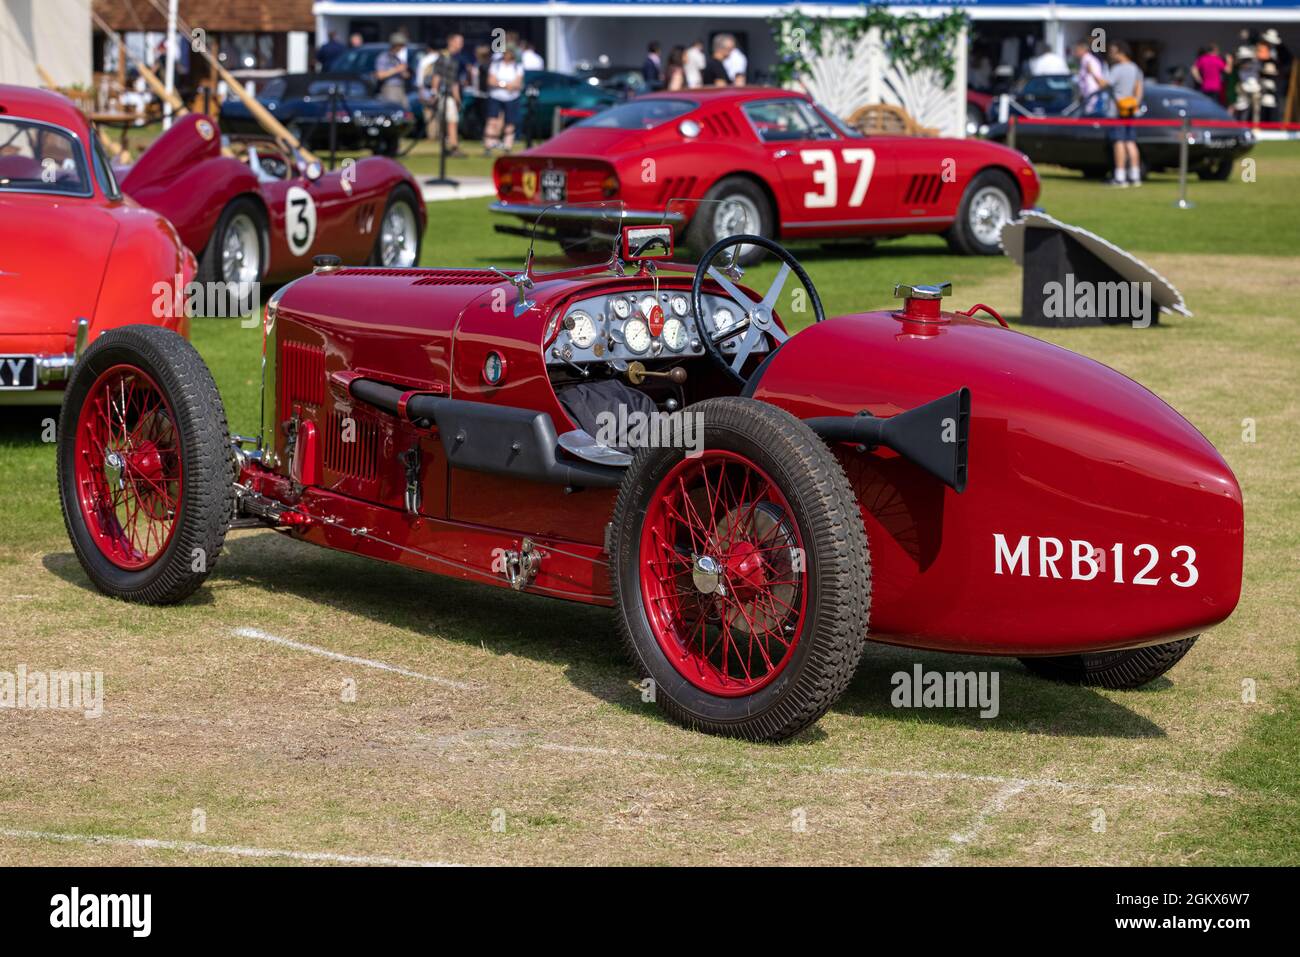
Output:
[92,0,316,76]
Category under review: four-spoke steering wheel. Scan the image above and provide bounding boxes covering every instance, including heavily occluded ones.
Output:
[690,235,825,387]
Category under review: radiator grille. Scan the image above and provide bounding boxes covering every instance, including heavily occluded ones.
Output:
[280,340,325,412]
[323,409,378,481]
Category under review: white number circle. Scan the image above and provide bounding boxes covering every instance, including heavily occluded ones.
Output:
[285,185,317,257]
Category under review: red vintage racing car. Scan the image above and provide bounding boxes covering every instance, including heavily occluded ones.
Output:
[0,85,193,405]
[492,88,1040,261]
[55,211,1242,741]
[118,114,426,285]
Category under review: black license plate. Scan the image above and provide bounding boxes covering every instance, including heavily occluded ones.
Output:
[0,355,37,390]
[540,169,567,203]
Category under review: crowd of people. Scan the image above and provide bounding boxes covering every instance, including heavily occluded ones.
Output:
[641,35,749,90]
[1187,29,1292,124]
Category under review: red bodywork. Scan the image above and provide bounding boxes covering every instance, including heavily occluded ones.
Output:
[118,115,425,282]
[492,88,1040,241]
[0,86,193,403]
[241,256,1241,658]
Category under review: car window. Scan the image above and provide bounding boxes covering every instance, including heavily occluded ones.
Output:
[0,120,90,196]
[577,98,695,130]
[89,129,121,199]
[742,99,836,142]
[306,79,368,97]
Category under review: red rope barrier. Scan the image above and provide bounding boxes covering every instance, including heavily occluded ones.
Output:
[1011,115,1300,132]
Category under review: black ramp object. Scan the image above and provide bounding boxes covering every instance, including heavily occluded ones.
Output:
[807,388,970,493]
[1000,210,1190,327]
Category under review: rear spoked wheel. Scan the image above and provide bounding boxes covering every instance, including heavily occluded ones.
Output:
[57,325,235,604]
[611,397,871,741]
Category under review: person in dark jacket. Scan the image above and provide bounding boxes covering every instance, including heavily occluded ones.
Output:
[316,32,345,72]
[642,42,663,90]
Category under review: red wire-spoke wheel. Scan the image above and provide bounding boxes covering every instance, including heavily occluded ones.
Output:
[640,451,807,696]
[611,397,872,742]
[73,365,182,570]
[58,326,235,605]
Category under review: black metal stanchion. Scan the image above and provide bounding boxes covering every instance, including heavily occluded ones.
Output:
[327,83,338,171]
[427,92,458,187]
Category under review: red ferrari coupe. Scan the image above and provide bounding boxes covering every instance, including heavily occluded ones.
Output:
[492,88,1040,261]
[118,114,427,285]
[0,85,193,405]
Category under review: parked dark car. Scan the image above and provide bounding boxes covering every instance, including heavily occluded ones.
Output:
[220,73,414,155]
[574,64,650,99]
[461,70,620,142]
[328,42,431,138]
[988,81,1253,180]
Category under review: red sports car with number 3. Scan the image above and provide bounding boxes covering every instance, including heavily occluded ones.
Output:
[54,212,1241,742]
[492,88,1040,262]
[119,113,426,285]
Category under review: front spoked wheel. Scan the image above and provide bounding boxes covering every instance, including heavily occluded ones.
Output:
[611,397,871,741]
[57,326,235,604]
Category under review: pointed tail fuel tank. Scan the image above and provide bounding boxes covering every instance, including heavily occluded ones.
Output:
[752,283,1243,657]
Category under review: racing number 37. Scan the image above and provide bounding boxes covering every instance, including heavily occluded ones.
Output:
[800,148,875,210]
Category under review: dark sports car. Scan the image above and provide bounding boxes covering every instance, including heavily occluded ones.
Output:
[988,81,1253,181]
[461,70,621,141]
[219,74,414,155]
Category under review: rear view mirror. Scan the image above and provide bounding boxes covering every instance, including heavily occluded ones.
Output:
[622,225,673,261]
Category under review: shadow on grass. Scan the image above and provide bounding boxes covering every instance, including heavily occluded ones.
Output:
[44,528,1166,742]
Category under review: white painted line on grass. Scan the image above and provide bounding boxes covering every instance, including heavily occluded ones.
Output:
[531,742,1232,798]
[923,781,1029,867]
[0,827,459,867]
[232,627,474,691]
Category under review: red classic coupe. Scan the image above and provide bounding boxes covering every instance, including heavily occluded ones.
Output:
[0,85,193,405]
[118,113,426,285]
[55,215,1241,741]
[492,88,1040,261]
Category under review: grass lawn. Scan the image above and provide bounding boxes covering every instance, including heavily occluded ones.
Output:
[0,144,1296,866]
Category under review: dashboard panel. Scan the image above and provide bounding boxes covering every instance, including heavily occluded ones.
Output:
[546,288,764,368]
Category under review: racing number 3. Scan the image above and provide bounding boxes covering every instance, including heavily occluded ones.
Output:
[800,148,875,210]
[285,185,318,257]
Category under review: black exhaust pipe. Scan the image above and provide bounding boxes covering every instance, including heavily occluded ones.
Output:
[807,387,970,493]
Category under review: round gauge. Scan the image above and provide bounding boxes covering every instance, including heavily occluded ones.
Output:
[662,317,688,352]
[712,306,737,333]
[670,295,689,317]
[611,297,632,319]
[567,310,596,349]
[639,295,659,319]
[623,318,652,355]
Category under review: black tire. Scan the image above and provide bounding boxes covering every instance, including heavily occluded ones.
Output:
[609,397,871,741]
[1019,637,1197,690]
[946,168,1020,256]
[686,175,774,266]
[197,196,267,287]
[57,325,235,605]
[1198,157,1234,180]
[367,183,423,267]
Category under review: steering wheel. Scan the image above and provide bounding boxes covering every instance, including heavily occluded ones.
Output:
[691,235,825,387]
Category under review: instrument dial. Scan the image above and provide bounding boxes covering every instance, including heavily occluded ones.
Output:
[670,295,689,317]
[712,306,737,334]
[611,297,632,319]
[567,310,596,349]
[623,318,652,354]
[662,317,688,352]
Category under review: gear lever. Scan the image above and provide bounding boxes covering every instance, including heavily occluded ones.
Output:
[625,361,687,386]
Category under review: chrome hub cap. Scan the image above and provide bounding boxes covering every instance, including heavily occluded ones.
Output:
[692,554,722,595]
[380,203,418,267]
[222,213,261,285]
[969,186,1012,247]
[103,450,125,490]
